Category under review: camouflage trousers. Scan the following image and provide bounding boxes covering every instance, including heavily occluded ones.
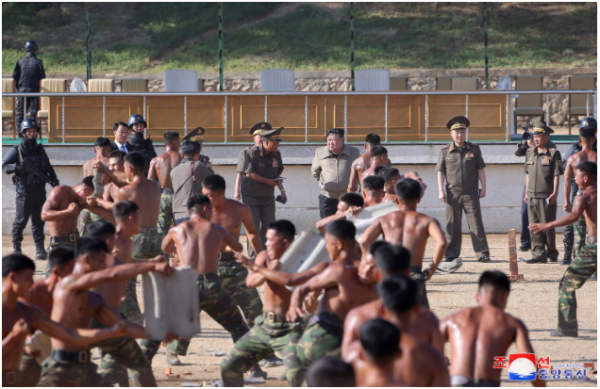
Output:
[45,234,79,277]
[218,259,263,328]
[78,209,108,237]
[90,318,156,387]
[557,242,597,336]
[158,192,174,235]
[573,215,587,258]
[132,228,164,260]
[296,312,344,377]
[37,352,110,387]
[118,278,144,326]
[410,265,430,309]
[140,272,249,361]
[221,314,305,387]
[18,351,42,387]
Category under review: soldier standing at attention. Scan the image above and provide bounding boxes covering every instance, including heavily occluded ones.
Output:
[126,114,157,175]
[436,116,490,263]
[3,119,58,259]
[523,119,563,264]
[240,123,286,257]
[148,131,182,235]
[234,126,264,201]
[12,40,45,131]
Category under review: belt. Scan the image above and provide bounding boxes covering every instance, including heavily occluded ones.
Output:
[263,311,287,323]
[50,233,79,244]
[161,188,173,195]
[51,349,91,363]
[218,252,236,261]
[587,236,597,244]
[138,227,157,234]
[2,371,21,386]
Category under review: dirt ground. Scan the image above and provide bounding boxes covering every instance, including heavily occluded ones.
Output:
[3,233,597,387]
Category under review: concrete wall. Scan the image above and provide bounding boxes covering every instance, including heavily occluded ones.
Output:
[2,142,572,235]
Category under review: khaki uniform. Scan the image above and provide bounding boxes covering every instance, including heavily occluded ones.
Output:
[170,158,213,222]
[524,146,563,261]
[436,142,490,260]
[241,144,284,257]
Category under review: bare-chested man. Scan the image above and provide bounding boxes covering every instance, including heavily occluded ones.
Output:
[148,131,182,235]
[360,178,447,308]
[379,167,427,202]
[140,194,251,366]
[361,175,385,207]
[531,161,597,337]
[440,271,543,387]
[348,134,391,193]
[83,137,111,178]
[316,192,364,232]
[342,245,447,386]
[36,238,175,387]
[360,146,389,185]
[2,253,127,387]
[287,219,379,379]
[220,220,305,386]
[357,318,404,387]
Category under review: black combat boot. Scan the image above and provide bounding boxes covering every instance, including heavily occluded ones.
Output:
[35,242,48,260]
[13,243,22,254]
[561,242,572,265]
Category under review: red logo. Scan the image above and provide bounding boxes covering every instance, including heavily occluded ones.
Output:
[537,357,550,369]
[493,357,508,369]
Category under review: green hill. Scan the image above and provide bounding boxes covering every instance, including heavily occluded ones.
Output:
[2,2,597,75]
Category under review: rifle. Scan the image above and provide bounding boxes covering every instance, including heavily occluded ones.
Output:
[22,158,54,186]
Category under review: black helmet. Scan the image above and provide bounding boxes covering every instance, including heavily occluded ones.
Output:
[20,118,41,134]
[128,114,146,130]
[25,40,38,52]
[579,117,597,131]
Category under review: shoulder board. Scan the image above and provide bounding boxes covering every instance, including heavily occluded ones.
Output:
[252,147,260,152]
[469,143,479,147]
[549,148,556,153]
[244,146,253,151]
[441,144,450,150]
[527,148,533,152]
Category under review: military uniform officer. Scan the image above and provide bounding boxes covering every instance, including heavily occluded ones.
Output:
[241,123,286,257]
[524,120,563,263]
[234,126,266,201]
[126,114,157,175]
[12,40,46,131]
[436,116,490,262]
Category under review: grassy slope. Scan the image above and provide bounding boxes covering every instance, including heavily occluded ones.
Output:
[2,2,597,74]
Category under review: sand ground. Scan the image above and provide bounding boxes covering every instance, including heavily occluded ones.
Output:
[3,233,597,387]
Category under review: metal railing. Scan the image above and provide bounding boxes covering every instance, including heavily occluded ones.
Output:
[4,90,597,144]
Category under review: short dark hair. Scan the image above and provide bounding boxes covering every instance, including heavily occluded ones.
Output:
[2,253,35,278]
[75,237,109,259]
[305,356,356,387]
[108,150,126,161]
[48,247,75,271]
[375,244,410,273]
[368,240,390,256]
[94,137,111,148]
[113,121,128,132]
[124,152,147,171]
[181,140,201,158]
[164,131,180,144]
[381,167,401,191]
[365,133,381,146]
[579,127,596,139]
[326,128,344,139]
[359,318,400,364]
[202,174,226,192]
[395,178,421,201]
[370,145,387,158]
[374,165,387,176]
[85,221,116,241]
[576,161,597,181]
[268,220,296,241]
[362,175,385,191]
[378,274,418,314]
[339,192,364,208]
[113,200,139,223]
[325,219,356,243]
[81,176,94,190]
[478,271,510,294]
[187,194,211,213]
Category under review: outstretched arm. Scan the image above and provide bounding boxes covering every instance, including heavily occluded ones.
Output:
[530,194,586,233]
[287,264,341,322]
[95,161,129,188]
[85,202,116,224]
[427,218,448,280]
[359,218,384,255]
[221,227,243,253]
[241,253,269,289]
[239,255,329,288]
[35,313,127,345]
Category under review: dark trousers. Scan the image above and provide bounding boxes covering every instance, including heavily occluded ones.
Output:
[12,192,46,245]
[242,195,275,258]
[527,196,558,261]
[444,190,490,259]
[318,194,339,219]
[520,185,531,246]
[16,96,39,131]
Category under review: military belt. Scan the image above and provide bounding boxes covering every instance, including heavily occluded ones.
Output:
[51,349,91,364]
[50,233,79,244]
[2,370,21,386]
[161,188,173,195]
[586,236,597,244]
[263,311,287,323]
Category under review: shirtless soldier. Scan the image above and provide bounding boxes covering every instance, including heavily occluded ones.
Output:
[148,131,182,235]
[530,161,597,337]
[287,220,379,378]
[83,137,111,177]
[440,271,543,387]
[220,220,305,386]
[37,238,175,387]
[316,192,363,232]
[348,134,391,192]
[356,318,403,387]
[360,178,447,308]
[140,194,251,366]
[3,253,127,387]
[360,146,389,185]
[361,175,385,207]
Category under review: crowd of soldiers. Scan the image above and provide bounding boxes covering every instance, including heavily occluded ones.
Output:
[2,67,598,387]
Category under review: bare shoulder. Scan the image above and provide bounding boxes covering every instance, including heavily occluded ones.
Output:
[229,198,250,212]
[419,307,440,325]
[255,251,270,267]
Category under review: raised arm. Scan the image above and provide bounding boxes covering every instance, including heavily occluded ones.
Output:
[41,187,80,222]
[95,161,129,188]
[241,205,262,254]
[427,218,448,280]
[316,212,347,232]
[85,203,116,224]
[287,264,342,322]
[240,252,269,289]
[515,320,545,387]
[359,217,384,255]
[530,192,587,233]
[241,256,329,288]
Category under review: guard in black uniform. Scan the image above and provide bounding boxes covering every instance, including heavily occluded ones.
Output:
[2,118,58,259]
[12,40,46,131]
[127,114,157,175]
